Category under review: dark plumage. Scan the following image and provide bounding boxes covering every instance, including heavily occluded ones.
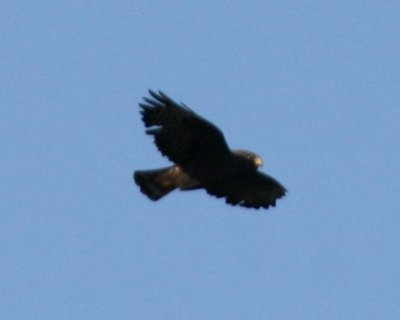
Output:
[133,90,287,209]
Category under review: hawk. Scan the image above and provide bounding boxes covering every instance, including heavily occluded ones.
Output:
[134,90,287,209]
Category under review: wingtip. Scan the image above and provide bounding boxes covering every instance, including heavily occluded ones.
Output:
[147,89,170,103]
[138,102,150,110]
[157,90,167,98]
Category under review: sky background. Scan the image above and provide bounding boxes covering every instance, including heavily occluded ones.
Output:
[1,1,399,319]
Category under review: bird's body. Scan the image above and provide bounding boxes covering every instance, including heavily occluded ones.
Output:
[134,90,286,210]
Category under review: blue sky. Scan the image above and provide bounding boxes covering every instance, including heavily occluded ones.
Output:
[1,1,399,319]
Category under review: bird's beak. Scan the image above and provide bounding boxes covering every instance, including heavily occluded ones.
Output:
[254,156,263,167]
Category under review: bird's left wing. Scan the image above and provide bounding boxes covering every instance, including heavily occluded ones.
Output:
[205,171,287,209]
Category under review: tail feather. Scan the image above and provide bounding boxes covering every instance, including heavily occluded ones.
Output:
[133,167,177,201]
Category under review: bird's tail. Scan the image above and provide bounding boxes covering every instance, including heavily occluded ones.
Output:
[133,167,177,201]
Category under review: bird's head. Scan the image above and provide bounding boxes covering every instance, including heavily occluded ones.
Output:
[232,150,263,169]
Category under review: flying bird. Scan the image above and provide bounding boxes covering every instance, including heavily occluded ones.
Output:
[134,90,287,209]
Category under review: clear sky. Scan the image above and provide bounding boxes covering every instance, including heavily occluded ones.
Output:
[1,1,399,319]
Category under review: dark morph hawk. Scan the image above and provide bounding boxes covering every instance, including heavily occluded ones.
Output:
[134,90,287,210]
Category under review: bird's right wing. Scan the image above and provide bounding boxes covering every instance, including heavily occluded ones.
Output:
[139,90,231,167]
